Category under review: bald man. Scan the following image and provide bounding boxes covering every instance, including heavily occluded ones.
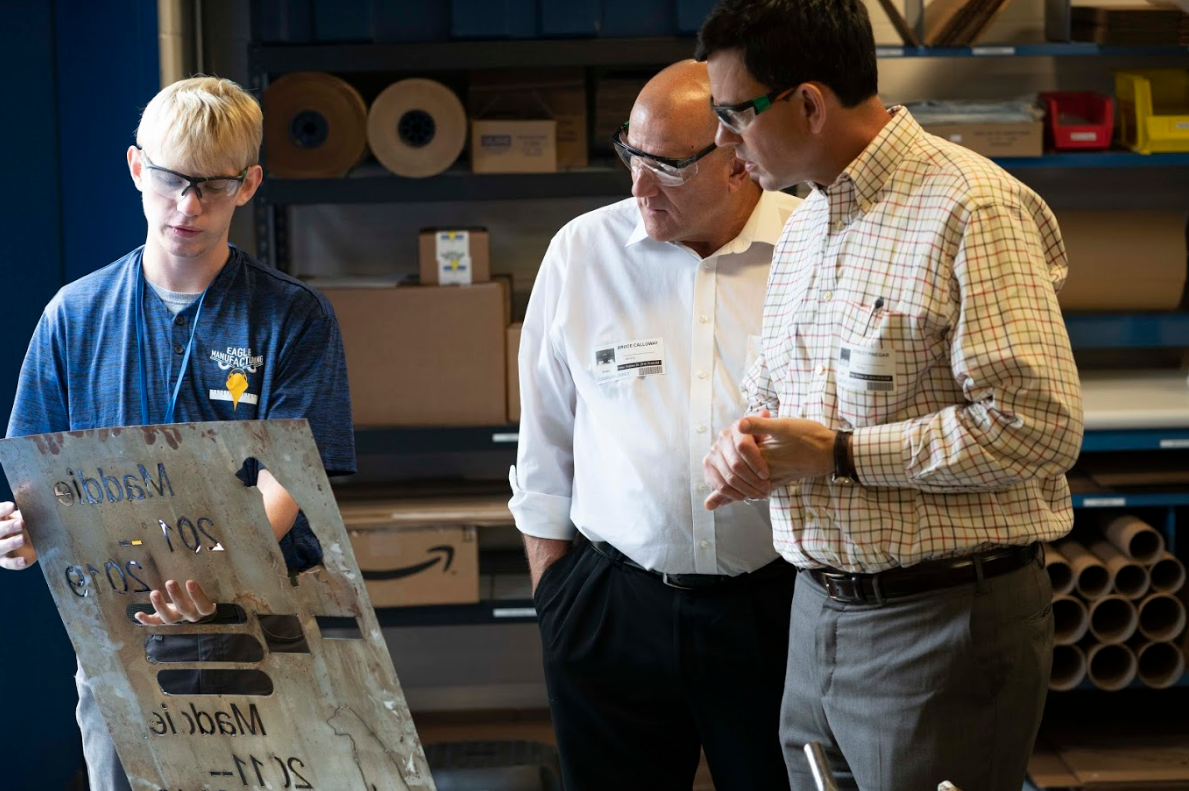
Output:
[509,61,801,791]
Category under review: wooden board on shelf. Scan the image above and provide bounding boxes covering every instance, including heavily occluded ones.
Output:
[339,494,514,528]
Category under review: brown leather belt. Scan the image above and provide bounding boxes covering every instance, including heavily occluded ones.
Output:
[590,541,790,590]
[805,543,1041,604]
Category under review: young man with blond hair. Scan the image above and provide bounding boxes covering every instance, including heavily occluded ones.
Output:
[0,76,354,790]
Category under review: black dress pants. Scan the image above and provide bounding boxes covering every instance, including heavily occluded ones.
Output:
[534,539,796,791]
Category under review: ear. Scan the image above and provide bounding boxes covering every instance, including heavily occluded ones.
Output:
[797,83,830,136]
[127,146,144,191]
[724,147,749,190]
[235,165,264,206]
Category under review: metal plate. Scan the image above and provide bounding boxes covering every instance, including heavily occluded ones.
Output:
[0,420,433,791]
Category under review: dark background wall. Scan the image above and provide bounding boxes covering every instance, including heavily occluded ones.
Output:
[0,2,159,787]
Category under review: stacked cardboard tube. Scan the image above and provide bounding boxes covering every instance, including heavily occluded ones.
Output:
[1046,515,1186,692]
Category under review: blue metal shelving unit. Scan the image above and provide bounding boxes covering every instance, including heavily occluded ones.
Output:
[876,43,1189,58]
[1065,314,1189,349]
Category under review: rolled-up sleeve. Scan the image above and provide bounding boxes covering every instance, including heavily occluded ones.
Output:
[508,236,577,540]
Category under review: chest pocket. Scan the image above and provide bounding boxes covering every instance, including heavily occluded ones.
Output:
[833,299,945,427]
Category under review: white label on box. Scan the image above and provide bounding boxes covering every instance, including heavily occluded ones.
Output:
[837,342,898,393]
[1160,438,1189,449]
[1070,132,1098,142]
[594,337,666,384]
[1177,122,1189,131]
[436,231,473,285]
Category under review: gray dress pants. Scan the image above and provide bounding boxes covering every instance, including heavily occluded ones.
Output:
[781,557,1053,791]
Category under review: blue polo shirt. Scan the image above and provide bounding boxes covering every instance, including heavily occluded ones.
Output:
[7,245,356,572]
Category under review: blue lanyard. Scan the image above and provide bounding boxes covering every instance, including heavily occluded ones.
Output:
[135,262,212,425]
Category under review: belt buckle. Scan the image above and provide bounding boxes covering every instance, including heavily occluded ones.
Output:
[661,573,695,591]
[822,572,885,605]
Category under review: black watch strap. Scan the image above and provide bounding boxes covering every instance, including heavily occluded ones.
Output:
[833,429,856,484]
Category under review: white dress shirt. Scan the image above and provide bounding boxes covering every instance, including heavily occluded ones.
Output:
[510,191,802,575]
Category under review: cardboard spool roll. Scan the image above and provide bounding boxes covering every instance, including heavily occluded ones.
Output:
[1100,515,1166,565]
[1053,595,1090,646]
[1088,539,1151,600]
[1049,644,1087,692]
[1137,592,1187,642]
[1129,638,1186,690]
[1150,551,1187,595]
[1044,542,1075,597]
[1054,538,1111,600]
[263,72,369,178]
[368,79,466,178]
[1088,594,1139,644]
[1084,640,1137,692]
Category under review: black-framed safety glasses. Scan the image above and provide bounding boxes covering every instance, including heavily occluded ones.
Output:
[711,87,796,135]
[611,122,718,187]
[137,147,249,203]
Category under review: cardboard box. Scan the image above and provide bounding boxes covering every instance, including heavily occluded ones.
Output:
[471,120,557,173]
[346,523,479,608]
[322,282,510,426]
[418,228,491,286]
[923,121,1044,157]
[339,495,513,608]
[506,323,522,423]
[469,69,587,169]
[1057,210,1187,312]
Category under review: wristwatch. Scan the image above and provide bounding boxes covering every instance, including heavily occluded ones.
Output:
[831,428,857,485]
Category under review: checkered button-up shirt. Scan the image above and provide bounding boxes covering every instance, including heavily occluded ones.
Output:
[747,107,1084,573]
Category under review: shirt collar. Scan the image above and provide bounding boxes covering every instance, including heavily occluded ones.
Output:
[818,105,920,209]
[625,190,789,255]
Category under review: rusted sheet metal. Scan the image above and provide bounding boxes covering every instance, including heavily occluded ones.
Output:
[0,420,434,791]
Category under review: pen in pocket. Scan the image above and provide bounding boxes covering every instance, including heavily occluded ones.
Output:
[863,297,885,335]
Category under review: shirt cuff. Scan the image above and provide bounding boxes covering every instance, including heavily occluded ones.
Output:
[851,423,913,489]
[507,466,576,541]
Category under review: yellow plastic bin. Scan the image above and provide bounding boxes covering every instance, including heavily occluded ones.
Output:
[1114,69,1189,154]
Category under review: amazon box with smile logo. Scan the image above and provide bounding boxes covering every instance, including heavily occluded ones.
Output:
[339,498,493,607]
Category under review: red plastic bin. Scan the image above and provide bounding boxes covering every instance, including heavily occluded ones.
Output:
[1041,92,1114,151]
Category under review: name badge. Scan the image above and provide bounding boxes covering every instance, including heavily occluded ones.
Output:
[594,337,666,385]
[837,342,898,393]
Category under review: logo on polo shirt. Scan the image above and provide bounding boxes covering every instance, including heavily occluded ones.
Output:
[208,346,265,409]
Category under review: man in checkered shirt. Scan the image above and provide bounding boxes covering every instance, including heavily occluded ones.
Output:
[698,1,1083,789]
